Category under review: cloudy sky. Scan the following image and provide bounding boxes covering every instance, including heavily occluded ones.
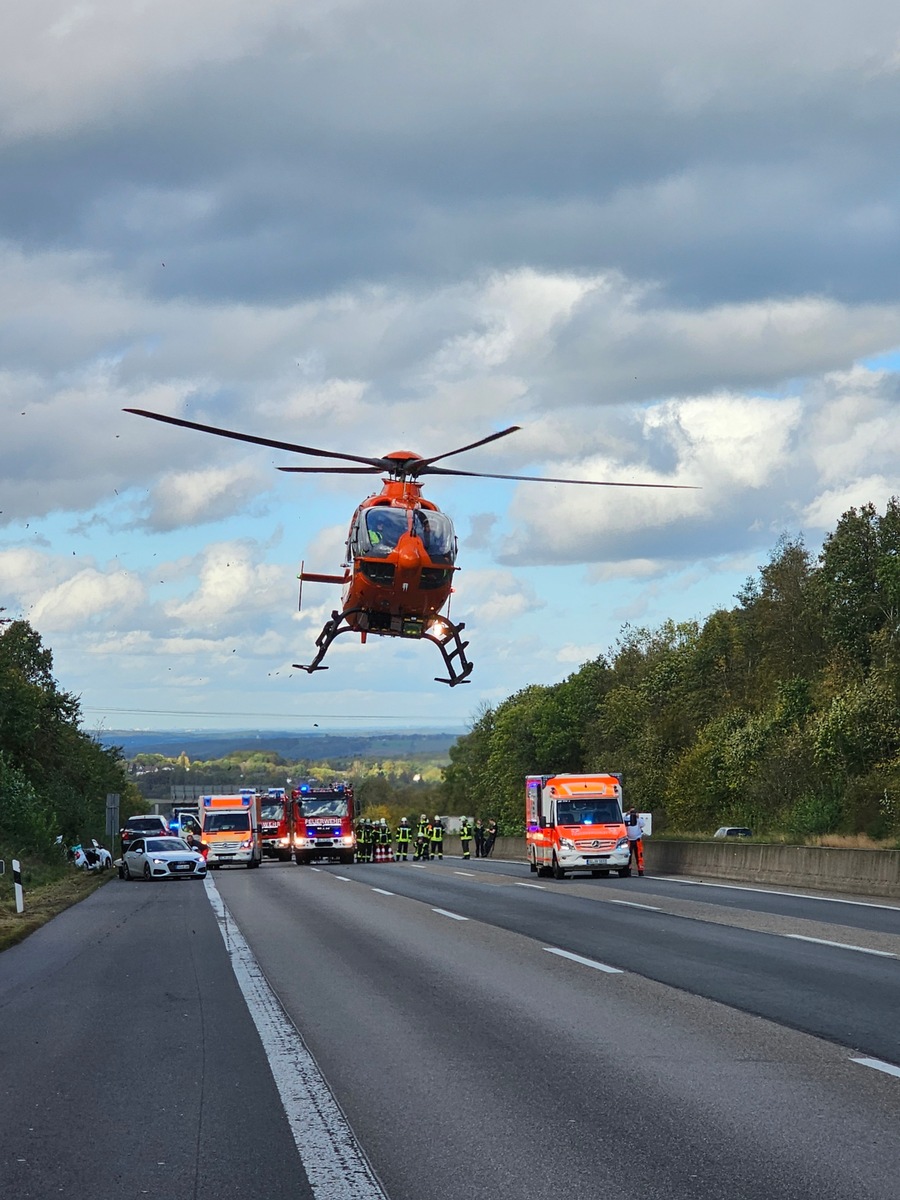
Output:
[3,1,900,733]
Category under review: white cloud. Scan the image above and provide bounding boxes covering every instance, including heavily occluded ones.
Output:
[28,567,144,632]
[454,569,545,626]
[555,642,603,664]
[802,478,895,531]
[0,1,351,140]
[163,541,288,628]
[145,461,271,530]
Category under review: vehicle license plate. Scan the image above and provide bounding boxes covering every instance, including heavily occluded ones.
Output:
[174,863,191,871]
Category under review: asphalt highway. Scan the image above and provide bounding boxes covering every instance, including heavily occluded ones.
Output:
[217,856,900,1199]
[1,855,899,1200]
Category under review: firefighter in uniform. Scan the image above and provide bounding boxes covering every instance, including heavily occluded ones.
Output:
[459,816,473,860]
[355,815,366,861]
[378,817,391,860]
[429,814,445,860]
[414,813,430,861]
[361,819,374,863]
[396,816,412,860]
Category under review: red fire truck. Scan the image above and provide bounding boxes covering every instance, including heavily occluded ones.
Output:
[292,782,358,865]
[259,787,295,861]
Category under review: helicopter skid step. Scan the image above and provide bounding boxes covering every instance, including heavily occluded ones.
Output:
[294,607,473,687]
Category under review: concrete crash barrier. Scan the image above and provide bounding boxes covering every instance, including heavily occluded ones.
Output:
[644,841,900,899]
[443,836,900,899]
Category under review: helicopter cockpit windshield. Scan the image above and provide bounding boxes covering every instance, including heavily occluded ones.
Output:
[364,507,407,555]
[412,509,456,563]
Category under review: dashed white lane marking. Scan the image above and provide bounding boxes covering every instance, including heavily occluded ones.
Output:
[333,875,352,882]
[310,867,322,872]
[204,877,387,1200]
[412,864,428,869]
[454,871,476,877]
[514,882,545,889]
[544,947,623,974]
[432,907,468,921]
[606,899,662,911]
[371,888,395,897]
[851,1056,900,1080]
[783,934,896,958]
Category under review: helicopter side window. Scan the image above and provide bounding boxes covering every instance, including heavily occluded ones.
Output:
[364,507,407,555]
[412,510,456,562]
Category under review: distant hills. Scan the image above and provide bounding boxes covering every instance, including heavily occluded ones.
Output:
[98,728,462,761]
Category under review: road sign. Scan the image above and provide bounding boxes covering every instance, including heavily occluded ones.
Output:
[106,793,121,839]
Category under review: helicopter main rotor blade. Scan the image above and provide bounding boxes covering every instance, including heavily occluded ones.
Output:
[413,425,522,470]
[123,408,389,469]
[420,465,699,488]
[277,466,384,475]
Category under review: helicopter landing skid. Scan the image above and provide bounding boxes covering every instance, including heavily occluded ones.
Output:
[423,620,473,687]
[294,608,473,687]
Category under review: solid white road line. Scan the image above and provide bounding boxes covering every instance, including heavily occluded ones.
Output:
[431,907,468,921]
[660,878,900,911]
[783,934,896,957]
[371,888,395,896]
[204,877,387,1200]
[544,947,623,974]
[851,1056,900,1080]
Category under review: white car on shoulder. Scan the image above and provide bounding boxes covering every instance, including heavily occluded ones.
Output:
[120,836,207,881]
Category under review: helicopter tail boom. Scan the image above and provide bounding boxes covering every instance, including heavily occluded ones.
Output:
[299,571,347,584]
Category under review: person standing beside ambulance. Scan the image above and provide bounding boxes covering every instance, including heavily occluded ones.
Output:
[473,818,485,857]
[626,808,646,875]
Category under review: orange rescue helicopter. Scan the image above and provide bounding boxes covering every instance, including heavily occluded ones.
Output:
[124,409,694,686]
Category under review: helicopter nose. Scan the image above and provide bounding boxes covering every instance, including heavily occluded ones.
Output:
[397,541,421,570]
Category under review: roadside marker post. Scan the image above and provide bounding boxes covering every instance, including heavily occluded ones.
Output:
[12,858,24,914]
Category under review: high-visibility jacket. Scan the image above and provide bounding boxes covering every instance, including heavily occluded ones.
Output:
[460,821,473,840]
[416,819,429,841]
[397,823,412,844]
[429,821,444,843]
